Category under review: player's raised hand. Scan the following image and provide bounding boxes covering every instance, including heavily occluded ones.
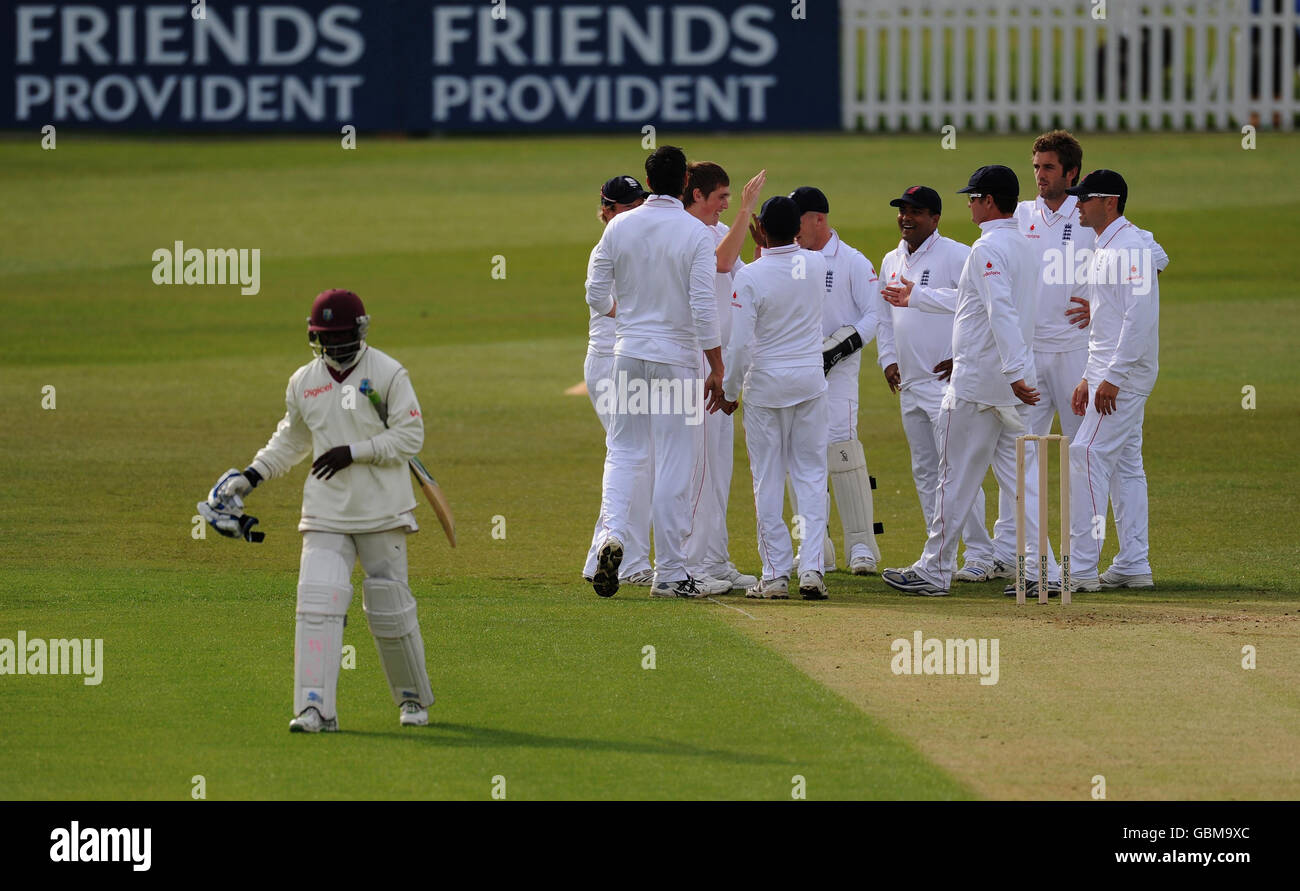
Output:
[1065,296,1090,329]
[882,276,914,307]
[739,169,767,212]
[311,445,354,480]
[748,213,768,252]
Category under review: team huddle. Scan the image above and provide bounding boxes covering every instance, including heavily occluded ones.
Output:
[581,131,1165,601]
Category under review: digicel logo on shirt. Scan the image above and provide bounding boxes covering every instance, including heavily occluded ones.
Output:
[304,382,334,398]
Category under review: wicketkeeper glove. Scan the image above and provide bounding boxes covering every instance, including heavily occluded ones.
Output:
[200,468,265,542]
[823,325,864,375]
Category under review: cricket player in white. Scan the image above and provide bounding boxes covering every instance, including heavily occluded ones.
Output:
[1007,130,1169,591]
[875,186,997,581]
[881,166,1045,596]
[720,196,830,600]
[201,289,436,732]
[585,146,725,599]
[784,186,883,575]
[1064,170,1160,591]
[582,175,653,588]
[681,161,766,593]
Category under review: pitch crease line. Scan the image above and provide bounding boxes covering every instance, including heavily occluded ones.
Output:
[707,596,759,620]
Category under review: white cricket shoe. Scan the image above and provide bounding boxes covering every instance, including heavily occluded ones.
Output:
[1099,568,1154,589]
[621,569,655,587]
[651,578,709,599]
[1002,580,1064,598]
[289,707,338,733]
[955,561,995,582]
[1068,575,1101,593]
[849,553,877,576]
[989,560,1015,580]
[745,577,789,600]
[799,570,828,600]
[399,700,428,727]
[881,568,949,597]
[591,537,624,598]
[709,563,759,591]
[691,574,734,596]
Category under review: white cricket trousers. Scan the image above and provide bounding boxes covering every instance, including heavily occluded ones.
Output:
[600,355,700,583]
[912,394,1055,590]
[998,347,1087,566]
[686,377,735,576]
[898,379,994,565]
[744,394,829,581]
[583,353,653,578]
[1069,386,1151,578]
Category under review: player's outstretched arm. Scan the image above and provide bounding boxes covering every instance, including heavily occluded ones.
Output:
[717,169,766,273]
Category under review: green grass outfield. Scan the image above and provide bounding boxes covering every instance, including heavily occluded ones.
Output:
[1,132,1297,800]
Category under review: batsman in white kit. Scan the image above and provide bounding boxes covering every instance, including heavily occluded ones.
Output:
[1063,169,1160,591]
[875,186,997,582]
[784,186,884,575]
[719,196,830,600]
[880,166,1046,596]
[199,289,436,731]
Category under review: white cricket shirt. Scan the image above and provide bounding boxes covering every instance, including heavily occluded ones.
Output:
[250,346,423,534]
[1017,195,1170,353]
[1083,216,1160,396]
[945,218,1040,406]
[722,243,827,408]
[876,230,970,392]
[585,194,720,368]
[585,243,616,358]
[815,230,879,341]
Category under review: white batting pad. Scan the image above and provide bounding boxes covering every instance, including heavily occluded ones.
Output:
[294,581,351,720]
[362,577,435,707]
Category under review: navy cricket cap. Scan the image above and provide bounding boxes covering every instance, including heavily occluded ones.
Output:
[1065,169,1128,203]
[788,186,830,214]
[957,165,1019,197]
[759,196,802,241]
[890,185,942,214]
[601,175,647,205]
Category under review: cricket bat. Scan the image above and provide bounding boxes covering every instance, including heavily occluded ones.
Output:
[360,379,457,547]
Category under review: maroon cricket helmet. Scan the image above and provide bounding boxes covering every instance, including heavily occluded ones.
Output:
[308,289,367,332]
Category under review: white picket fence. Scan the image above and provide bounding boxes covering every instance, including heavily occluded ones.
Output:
[841,0,1299,131]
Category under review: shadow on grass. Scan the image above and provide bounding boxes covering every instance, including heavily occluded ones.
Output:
[344,721,790,765]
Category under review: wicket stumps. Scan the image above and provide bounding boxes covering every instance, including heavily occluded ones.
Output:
[1014,434,1071,605]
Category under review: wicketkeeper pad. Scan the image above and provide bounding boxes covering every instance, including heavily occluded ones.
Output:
[362,577,435,708]
[828,439,882,561]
